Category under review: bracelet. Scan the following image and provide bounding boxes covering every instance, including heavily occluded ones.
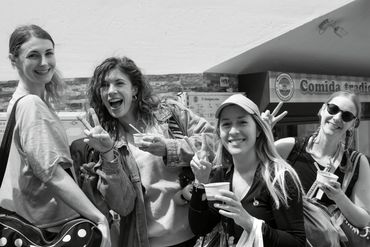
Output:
[192,181,205,191]
[101,145,114,154]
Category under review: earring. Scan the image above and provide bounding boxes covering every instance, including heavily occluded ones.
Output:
[347,128,354,137]
[133,95,137,101]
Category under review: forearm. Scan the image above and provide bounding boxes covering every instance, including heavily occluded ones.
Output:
[336,193,370,227]
[189,186,220,235]
[98,157,137,216]
[46,165,107,224]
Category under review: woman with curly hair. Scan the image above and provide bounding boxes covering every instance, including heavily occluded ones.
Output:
[79,56,214,247]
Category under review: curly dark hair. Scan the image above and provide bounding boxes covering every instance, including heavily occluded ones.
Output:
[87,56,160,140]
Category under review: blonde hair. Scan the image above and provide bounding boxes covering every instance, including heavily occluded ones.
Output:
[215,106,304,209]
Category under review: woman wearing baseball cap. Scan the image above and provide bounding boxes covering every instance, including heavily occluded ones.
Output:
[188,94,306,246]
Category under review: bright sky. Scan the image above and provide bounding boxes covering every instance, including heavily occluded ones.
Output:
[0,0,352,79]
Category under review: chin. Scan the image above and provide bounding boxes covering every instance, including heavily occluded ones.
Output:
[227,148,243,156]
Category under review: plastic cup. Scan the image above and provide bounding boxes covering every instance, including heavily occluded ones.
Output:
[203,182,230,201]
[133,133,146,147]
[316,171,338,184]
[196,150,209,161]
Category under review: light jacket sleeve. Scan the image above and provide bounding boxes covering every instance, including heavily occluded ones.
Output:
[164,103,215,167]
[97,152,137,217]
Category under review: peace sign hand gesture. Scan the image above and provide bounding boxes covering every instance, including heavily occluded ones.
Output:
[261,102,288,128]
[77,108,114,154]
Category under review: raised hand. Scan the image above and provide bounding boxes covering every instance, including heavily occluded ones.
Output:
[77,108,114,153]
[319,180,345,202]
[261,102,287,128]
[190,155,213,184]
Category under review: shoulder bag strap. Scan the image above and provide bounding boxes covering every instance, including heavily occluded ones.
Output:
[0,96,25,186]
[342,150,362,192]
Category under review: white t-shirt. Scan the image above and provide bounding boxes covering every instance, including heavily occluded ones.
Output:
[0,88,79,228]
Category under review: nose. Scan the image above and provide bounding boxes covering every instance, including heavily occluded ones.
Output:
[40,55,48,66]
[107,83,117,95]
[332,111,343,122]
[229,124,240,134]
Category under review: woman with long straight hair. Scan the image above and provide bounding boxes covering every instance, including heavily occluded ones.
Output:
[189,94,306,246]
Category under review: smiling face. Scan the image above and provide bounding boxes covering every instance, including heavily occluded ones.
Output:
[13,36,55,89]
[320,95,357,136]
[219,105,259,158]
[99,67,138,120]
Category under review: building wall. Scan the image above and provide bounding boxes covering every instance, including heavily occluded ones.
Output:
[0,73,238,112]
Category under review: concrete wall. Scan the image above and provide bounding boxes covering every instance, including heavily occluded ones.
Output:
[0,73,238,112]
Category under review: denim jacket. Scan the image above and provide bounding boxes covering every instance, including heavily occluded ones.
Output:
[97,100,215,246]
[98,145,150,247]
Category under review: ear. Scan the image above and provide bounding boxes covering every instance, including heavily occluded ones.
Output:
[132,85,138,97]
[8,54,16,67]
[354,118,360,128]
[256,129,261,138]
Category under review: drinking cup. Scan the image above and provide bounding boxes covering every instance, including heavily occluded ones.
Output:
[316,171,338,184]
[203,182,230,201]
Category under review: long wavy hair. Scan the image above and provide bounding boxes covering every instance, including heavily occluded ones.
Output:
[87,56,160,140]
[308,90,362,172]
[9,24,64,106]
[214,102,304,209]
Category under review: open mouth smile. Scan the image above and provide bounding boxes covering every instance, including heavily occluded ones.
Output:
[109,99,124,109]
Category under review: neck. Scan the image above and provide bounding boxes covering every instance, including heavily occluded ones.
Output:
[19,79,45,98]
[232,151,259,175]
[311,131,341,158]
[118,109,142,134]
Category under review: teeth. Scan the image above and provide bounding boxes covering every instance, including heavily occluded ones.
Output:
[109,99,121,103]
[109,99,123,108]
[229,139,244,144]
[36,69,49,74]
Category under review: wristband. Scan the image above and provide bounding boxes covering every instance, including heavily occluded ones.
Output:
[192,181,205,192]
[101,145,114,154]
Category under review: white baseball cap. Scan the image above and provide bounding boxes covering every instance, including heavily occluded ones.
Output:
[215,94,260,118]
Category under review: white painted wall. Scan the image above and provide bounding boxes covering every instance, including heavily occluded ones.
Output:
[0,0,352,80]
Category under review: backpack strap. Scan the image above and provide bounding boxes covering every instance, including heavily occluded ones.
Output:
[286,137,309,166]
[0,96,26,186]
[342,150,362,192]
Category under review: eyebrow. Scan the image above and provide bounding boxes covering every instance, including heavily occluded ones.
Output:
[220,115,249,121]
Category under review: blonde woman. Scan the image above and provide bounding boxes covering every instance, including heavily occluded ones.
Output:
[189,94,306,246]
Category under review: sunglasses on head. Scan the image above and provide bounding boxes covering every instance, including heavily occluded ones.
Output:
[326,103,357,122]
